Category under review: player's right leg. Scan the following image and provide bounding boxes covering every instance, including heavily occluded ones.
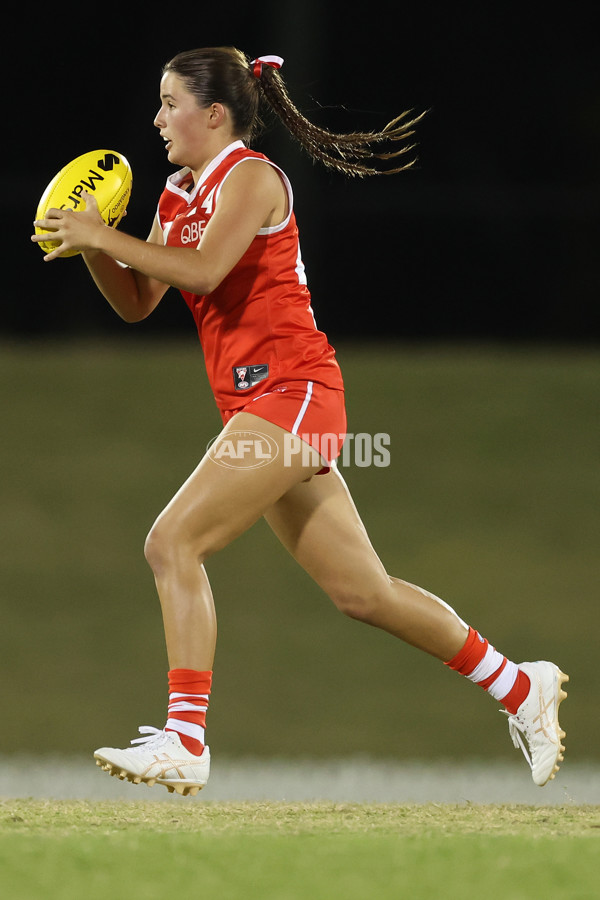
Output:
[94,411,325,793]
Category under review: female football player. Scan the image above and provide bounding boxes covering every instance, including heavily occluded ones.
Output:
[32,47,567,796]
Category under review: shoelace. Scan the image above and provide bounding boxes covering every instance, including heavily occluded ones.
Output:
[130,726,168,750]
[501,710,533,771]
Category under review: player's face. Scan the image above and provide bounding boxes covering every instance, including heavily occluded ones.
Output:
[154,72,212,169]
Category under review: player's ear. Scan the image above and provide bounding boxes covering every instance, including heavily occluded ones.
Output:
[207,103,227,129]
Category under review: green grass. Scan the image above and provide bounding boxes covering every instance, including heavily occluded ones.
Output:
[1,801,599,900]
[0,340,598,761]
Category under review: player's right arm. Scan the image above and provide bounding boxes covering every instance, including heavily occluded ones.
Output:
[81,214,170,323]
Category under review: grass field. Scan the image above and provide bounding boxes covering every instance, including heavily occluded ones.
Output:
[0,339,598,765]
[1,341,599,899]
[2,800,599,900]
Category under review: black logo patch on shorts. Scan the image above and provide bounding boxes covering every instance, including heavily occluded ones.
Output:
[233,364,269,390]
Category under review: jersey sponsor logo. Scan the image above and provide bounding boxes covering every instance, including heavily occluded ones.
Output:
[233,364,269,390]
[180,219,205,245]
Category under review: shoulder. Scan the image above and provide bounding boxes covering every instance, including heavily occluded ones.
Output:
[219,155,287,204]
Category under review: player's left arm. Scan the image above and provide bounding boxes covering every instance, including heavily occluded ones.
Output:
[32,160,285,295]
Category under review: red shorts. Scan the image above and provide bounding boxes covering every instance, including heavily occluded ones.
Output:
[219,380,347,473]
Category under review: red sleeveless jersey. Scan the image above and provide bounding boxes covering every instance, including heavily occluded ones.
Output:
[156,141,344,409]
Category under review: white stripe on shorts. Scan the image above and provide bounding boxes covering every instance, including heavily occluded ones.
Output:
[291,381,314,434]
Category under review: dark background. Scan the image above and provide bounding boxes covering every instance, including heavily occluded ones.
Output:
[6,1,600,343]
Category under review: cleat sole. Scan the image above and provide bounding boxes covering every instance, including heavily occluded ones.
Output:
[94,754,206,796]
[157,780,205,797]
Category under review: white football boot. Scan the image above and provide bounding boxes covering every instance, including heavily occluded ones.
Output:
[503,661,568,786]
[94,726,210,796]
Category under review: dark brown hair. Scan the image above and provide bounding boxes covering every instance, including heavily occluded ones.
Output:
[163,46,424,177]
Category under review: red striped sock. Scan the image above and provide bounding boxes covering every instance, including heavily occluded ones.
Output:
[165,668,212,756]
[445,627,530,714]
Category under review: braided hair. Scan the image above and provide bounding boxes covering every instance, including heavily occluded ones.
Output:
[163,46,424,177]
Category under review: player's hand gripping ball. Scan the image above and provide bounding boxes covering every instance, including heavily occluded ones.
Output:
[34,150,132,257]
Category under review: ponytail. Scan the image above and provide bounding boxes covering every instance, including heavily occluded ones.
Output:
[251,55,424,177]
[164,47,424,178]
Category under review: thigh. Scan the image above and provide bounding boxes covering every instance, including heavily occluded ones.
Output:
[263,463,390,596]
[152,412,323,557]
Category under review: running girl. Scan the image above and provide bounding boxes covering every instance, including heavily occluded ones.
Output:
[32,47,568,796]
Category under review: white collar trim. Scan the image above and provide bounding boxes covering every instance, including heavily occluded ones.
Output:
[165,141,246,202]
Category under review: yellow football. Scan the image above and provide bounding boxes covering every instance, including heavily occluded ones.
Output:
[35,150,132,257]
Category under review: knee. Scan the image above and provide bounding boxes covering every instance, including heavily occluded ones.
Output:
[143,519,173,576]
[143,515,211,576]
[328,583,382,623]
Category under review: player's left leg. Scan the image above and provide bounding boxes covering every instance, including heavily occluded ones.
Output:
[264,464,568,785]
[265,463,469,658]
